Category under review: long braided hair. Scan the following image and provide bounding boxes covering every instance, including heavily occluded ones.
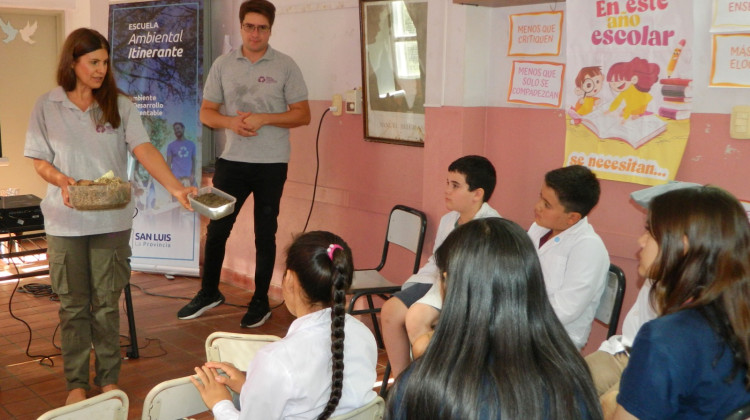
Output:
[285,231,354,419]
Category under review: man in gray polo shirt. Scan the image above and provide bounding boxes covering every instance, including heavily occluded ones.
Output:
[178,0,310,327]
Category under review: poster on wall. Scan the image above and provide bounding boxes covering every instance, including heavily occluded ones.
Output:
[564,1,693,186]
[109,0,203,276]
[711,0,750,32]
[508,11,563,56]
[360,0,428,146]
[710,33,750,87]
[507,61,565,107]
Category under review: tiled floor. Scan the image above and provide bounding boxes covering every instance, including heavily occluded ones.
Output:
[0,265,389,419]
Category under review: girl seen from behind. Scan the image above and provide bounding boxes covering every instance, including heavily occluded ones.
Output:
[387,217,602,420]
[191,231,378,419]
[613,186,750,419]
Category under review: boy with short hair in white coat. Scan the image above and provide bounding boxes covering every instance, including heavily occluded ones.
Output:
[528,165,609,349]
[381,155,501,379]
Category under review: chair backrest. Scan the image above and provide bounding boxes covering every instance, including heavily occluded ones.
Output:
[725,401,750,420]
[594,264,627,339]
[330,396,385,420]
[38,389,128,420]
[205,331,281,370]
[141,333,281,420]
[141,376,207,420]
[378,205,427,274]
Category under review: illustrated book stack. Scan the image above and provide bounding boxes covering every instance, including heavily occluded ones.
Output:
[659,78,692,120]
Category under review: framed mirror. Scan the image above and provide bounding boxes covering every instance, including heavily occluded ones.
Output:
[360,0,427,146]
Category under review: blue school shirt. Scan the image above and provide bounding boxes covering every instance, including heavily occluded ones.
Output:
[618,309,750,419]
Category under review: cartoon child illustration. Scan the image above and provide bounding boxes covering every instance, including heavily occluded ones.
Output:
[572,66,603,116]
[606,57,660,122]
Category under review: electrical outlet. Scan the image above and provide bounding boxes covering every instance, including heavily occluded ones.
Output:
[730,105,750,139]
[344,88,362,114]
[331,94,343,116]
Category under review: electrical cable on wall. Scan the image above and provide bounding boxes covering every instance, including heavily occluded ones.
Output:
[118,110,336,317]
[302,107,331,233]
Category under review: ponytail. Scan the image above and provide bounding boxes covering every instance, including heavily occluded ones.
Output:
[317,246,348,420]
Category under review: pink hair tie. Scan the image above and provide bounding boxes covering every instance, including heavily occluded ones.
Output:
[327,244,343,261]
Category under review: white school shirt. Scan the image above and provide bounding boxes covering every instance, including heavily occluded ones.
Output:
[598,279,657,354]
[402,202,501,289]
[211,309,377,420]
[528,217,610,349]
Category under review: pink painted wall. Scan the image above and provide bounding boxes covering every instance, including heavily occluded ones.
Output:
[479,108,750,354]
[216,101,750,355]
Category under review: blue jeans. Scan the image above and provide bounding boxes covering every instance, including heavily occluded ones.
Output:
[201,159,287,305]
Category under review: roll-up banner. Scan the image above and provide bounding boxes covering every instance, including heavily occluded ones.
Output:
[109,0,204,276]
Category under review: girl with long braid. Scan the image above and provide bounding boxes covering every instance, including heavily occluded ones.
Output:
[190,231,378,419]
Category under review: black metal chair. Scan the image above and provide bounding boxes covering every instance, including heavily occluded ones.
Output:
[347,205,427,350]
[594,263,627,339]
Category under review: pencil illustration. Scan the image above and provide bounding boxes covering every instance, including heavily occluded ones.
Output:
[666,39,685,77]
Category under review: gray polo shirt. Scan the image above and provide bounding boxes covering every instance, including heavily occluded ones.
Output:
[203,46,308,163]
[25,87,150,236]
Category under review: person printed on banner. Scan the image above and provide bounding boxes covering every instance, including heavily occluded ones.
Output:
[166,121,197,187]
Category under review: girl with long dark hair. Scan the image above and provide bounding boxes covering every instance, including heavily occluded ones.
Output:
[613,186,750,419]
[191,231,378,419]
[387,218,602,419]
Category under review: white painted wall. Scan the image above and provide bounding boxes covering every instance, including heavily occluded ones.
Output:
[485,2,566,109]
[5,0,747,111]
[0,0,91,36]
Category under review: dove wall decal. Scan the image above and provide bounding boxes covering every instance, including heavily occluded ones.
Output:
[0,18,18,43]
[19,20,37,44]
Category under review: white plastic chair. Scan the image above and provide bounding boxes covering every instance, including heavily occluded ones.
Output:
[205,331,281,368]
[331,396,385,420]
[140,376,206,420]
[141,332,280,420]
[37,389,128,420]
